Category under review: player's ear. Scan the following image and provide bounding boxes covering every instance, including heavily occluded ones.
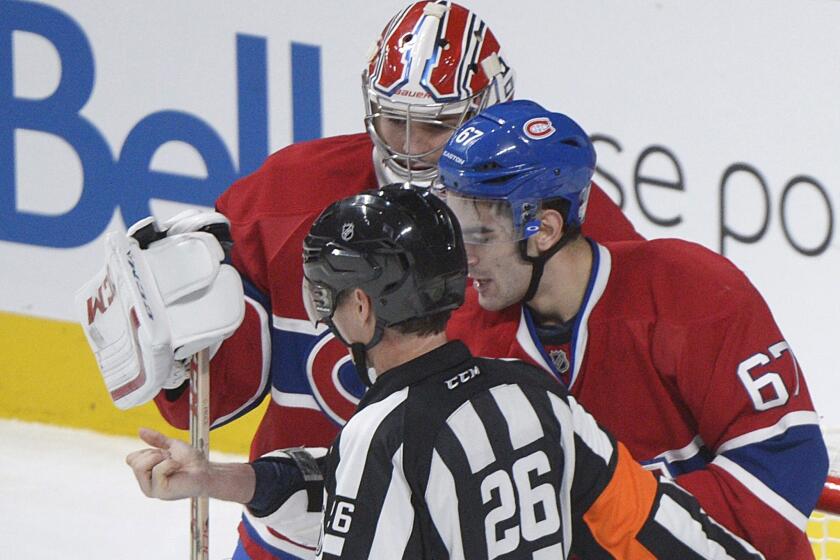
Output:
[534,208,565,251]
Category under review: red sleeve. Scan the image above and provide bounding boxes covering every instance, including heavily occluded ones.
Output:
[649,247,826,559]
[153,301,269,429]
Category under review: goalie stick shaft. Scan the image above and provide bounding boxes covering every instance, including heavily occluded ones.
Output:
[189,349,210,560]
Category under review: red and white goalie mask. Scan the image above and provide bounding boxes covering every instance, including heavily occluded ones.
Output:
[363,1,515,184]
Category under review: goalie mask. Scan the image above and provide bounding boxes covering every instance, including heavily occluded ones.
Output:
[303,184,467,384]
[363,1,515,184]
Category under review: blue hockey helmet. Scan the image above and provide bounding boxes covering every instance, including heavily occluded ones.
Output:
[437,99,595,244]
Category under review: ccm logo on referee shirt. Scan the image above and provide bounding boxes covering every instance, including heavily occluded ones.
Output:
[445,366,481,390]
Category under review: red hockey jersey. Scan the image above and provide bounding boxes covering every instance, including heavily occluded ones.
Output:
[447,238,828,560]
[153,132,641,559]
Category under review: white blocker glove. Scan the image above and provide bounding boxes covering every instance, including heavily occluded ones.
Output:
[75,222,244,410]
[129,208,233,252]
[247,447,329,548]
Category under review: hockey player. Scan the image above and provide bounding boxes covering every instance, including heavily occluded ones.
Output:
[75,3,642,559]
[437,99,829,559]
[126,185,764,560]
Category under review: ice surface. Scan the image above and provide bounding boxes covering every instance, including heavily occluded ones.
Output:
[0,419,245,560]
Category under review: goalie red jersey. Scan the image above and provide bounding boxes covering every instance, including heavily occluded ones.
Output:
[152,132,641,559]
[447,238,828,560]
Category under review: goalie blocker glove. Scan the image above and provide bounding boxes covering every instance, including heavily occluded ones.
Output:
[75,213,244,410]
[129,208,233,255]
[130,208,237,394]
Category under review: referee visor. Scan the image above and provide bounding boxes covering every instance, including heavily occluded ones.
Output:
[302,277,337,326]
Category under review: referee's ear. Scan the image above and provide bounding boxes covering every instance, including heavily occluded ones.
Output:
[348,287,377,339]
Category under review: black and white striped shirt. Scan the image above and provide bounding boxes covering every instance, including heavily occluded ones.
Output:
[316,341,763,560]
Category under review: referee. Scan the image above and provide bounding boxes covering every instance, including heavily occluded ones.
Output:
[127,185,764,559]
[301,185,762,560]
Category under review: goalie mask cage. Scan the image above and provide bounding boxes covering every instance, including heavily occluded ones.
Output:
[809,428,840,559]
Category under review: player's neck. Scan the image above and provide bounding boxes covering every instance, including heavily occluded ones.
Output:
[527,237,592,325]
[368,330,449,376]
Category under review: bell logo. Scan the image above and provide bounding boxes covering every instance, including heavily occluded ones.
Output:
[1,2,323,248]
[523,117,555,140]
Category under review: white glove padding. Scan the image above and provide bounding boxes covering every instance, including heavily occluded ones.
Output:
[248,447,329,548]
[128,209,232,252]
[161,208,230,236]
[127,209,234,391]
[75,231,245,409]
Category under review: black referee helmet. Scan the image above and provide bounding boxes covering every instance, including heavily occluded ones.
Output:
[303,184,467,333]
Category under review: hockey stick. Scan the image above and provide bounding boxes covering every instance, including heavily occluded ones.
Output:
[189,349,210,560]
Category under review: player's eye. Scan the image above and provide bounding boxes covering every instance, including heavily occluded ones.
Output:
[464,229,495,244]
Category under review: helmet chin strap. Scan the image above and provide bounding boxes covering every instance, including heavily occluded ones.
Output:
[331,321,386,388]
[518,233,573,303]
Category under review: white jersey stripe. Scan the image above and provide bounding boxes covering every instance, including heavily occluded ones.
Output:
[654,435,705,465]
[273,314,328,336]
[447,401,496,474]
[514,309,554,374]
[335,389,408,500]
[426,449,466,560]
[368,445,414,559]
[653,492,740,559]
[271,388,321,411]
[533,542,566,560]
[569,243,611,389]
[716,410,821,453]
[659,480,763,558]
[321,533,345,557]
[713,455,809,529]
[567,396,613,464]
[489,384,543,450]
[547,393,577,558]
